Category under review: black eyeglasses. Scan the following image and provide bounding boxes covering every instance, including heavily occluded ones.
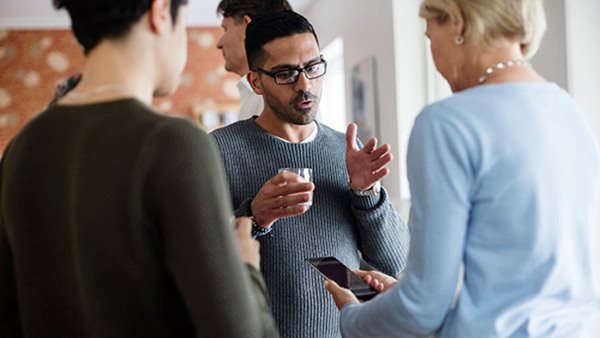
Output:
[255,59,327,85]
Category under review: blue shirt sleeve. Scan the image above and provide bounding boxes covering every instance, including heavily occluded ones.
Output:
[340,104,473,337]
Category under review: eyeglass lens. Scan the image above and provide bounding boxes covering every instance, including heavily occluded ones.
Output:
[275,61,326,84]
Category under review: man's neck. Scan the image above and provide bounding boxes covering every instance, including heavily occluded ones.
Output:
[235,64,250,78]
[255,114,316,143]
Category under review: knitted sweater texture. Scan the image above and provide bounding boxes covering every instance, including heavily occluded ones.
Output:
[0,99,278,338]
[211,119,409,337]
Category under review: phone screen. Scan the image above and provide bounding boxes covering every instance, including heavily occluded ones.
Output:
[305,256,378,301]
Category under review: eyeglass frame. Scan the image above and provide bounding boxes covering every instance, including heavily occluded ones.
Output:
[254,59,328,85]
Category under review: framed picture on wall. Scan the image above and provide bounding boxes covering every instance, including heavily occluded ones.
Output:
[351,56,379,143]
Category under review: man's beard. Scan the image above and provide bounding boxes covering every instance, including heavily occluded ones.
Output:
[266,90,320,125]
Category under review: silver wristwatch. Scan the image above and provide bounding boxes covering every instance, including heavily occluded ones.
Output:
[351,181,381,196]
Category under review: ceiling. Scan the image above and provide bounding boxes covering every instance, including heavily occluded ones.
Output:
[0,0,314,29]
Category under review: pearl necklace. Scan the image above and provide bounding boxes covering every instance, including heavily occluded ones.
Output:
[478,59,529,84]
[66,83,133,99]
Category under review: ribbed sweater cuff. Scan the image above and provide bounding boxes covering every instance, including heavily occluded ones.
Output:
[350,187,388,210]
[234,198,253,217]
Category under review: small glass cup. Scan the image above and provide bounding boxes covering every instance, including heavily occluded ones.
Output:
[278,167,313,207]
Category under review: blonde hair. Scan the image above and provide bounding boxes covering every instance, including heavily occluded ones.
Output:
[419,0,547,58]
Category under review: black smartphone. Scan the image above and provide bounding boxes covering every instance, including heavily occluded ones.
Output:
[305,256,378,301]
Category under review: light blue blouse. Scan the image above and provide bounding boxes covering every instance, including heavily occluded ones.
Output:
[340,83,600,337]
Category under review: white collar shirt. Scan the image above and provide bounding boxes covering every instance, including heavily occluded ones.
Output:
[237,75,264,120]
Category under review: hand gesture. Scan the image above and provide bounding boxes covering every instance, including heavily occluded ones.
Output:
[250,172,315,228]
[345,123,393,191]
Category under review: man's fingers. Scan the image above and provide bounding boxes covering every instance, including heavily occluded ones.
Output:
[270,182,314,199]
[272,204,309,218]
[346,123,359,152]
[369,143,391,159]
[272,193,312,209]
[370,153,393,171]
[371,167,390,182]
[362,137,378,154]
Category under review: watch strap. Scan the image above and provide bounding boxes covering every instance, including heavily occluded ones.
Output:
[250,217,273,239]
[351,180,381,196]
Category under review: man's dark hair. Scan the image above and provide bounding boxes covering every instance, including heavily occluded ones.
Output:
[217,0,292,23]
[245,10,319,71]
[53,0,189,54]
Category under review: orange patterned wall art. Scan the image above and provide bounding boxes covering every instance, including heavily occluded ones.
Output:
[0,27,241,154]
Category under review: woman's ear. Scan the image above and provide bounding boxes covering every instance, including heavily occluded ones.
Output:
[448,1,466,38]
[247,72,263,95]
[149,0,171,34]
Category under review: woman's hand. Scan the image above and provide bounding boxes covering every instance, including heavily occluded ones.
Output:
[234,217,261,270]
[323,269,399,311]
[354,269,399,293]
[323,279,360,310]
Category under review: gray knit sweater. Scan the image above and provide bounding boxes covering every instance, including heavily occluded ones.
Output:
[211,119,409,337]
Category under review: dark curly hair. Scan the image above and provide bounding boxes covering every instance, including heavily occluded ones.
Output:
[53,0,188,54]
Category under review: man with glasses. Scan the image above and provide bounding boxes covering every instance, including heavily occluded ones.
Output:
[211,11,409,337]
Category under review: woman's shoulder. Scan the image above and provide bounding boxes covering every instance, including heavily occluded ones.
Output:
[420,82,566,120]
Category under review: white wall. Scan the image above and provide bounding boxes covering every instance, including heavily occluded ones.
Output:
[563,0,600,333]
[391,1,429,204]
[566,0,600,146]
[304,0,431,211]
[530,0,569,89]
[0,0,292,28]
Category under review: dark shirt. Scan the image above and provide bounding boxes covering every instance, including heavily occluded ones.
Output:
[0,99,278,337]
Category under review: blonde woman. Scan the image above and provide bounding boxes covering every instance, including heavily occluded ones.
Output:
[324,0,600,337]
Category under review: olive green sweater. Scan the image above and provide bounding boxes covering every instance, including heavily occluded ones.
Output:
[0,99,278,337]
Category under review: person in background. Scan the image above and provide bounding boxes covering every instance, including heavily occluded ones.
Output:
[0,0,278,337]
[210,10,409,337]
[216,0,291,120]
[324,0,600,337]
